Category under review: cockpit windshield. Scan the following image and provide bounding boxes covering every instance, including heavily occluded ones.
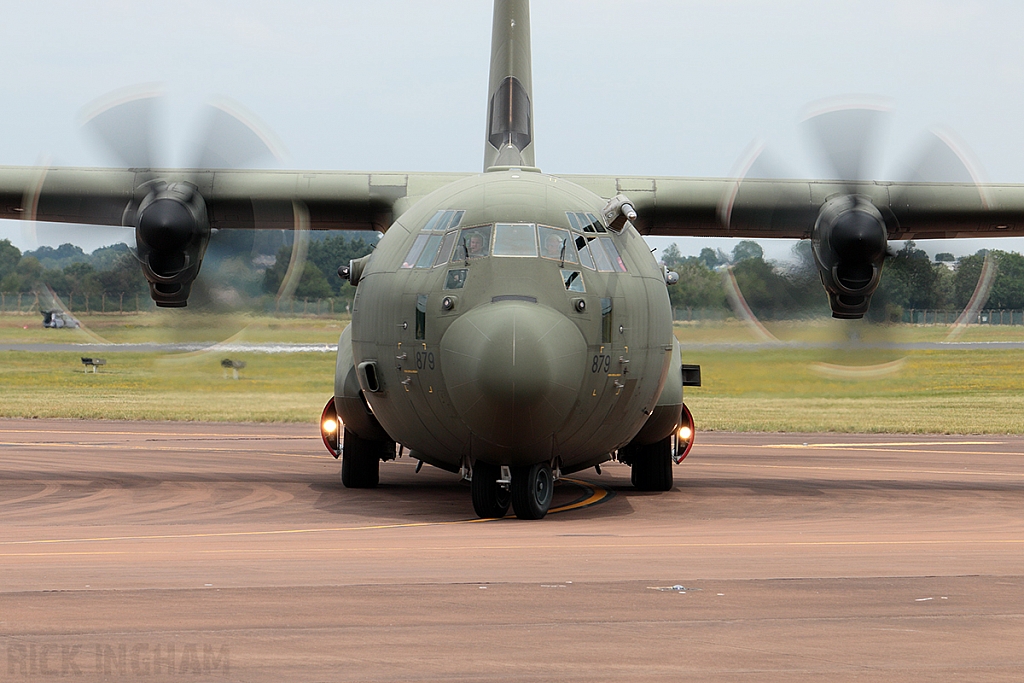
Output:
[493,223,538,257]
[538,226,578,263]
[451,226,493,262]
[403,214,626,272]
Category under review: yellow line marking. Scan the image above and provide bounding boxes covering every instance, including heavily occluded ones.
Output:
[550,478,610,513]
[694,462,1024,478]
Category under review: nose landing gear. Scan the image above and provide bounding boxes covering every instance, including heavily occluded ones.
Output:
[511,462,554,520]
[472,461,554,520]
[471,461,512,518]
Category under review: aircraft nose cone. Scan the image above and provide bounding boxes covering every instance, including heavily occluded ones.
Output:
[440,301,587,459]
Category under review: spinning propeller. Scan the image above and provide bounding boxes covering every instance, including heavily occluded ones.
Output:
[727,100,986,374]
[77,88,309,351]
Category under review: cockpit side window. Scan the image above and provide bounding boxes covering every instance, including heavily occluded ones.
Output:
[599,237,627,272]
[561,269,585,292]
[566,212,606,233]
[437,210,465,232]
[421,211,445,232]
[588,236,615,272]
[401,234,430,269]
[433,231,459,267]
[585,213,607,233]
[413,234,444,269]
[574,234,596,270]
[421,209,465,233]
[404,210,467,268]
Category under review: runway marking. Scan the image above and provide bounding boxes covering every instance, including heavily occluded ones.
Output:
[4,538,1024,558]
[0,480,613,548]
[0,520,493,546]
[699,444,1022,458]
[0,428,315,438]
[0,442,328,459]
[787,447,1022,458]
[765,441,1002,448]
[693,462,1024,478]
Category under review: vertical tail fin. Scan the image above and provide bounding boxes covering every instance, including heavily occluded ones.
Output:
[484,0,535,171]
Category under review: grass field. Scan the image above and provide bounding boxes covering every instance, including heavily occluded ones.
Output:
[0,349,335,422]
[2,313,1023,433]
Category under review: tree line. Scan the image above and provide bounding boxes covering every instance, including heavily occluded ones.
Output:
[4,233,1023,318]
[661,240,1024,319]
[0,232,377,310]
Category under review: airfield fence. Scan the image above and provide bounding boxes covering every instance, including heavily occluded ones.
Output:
[0,292,355,318]
[903,309,1024,325]
[672,307,732,322]
[672,305,1024,326]
[3,293,1022,326]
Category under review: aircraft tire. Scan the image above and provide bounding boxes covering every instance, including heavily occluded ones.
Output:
[630,436,673,491]
[511,462,553,520]
[340,428,380,488]
[471,460,510,518]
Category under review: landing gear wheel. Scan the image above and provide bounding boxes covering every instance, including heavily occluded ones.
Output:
[511,463,554,520]
[471,460,511,519]
[629,436,673,491]
[340,427,381,488]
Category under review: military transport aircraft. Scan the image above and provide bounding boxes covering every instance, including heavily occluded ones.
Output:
[3,0,1024,519]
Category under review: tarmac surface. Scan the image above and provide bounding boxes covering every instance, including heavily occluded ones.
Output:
[1,419,1022,681]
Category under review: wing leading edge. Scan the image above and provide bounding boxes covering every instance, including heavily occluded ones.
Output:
[0,166,471,233]
[565,175,1024,241]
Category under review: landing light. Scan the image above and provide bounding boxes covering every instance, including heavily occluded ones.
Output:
[320,398,342,458]
[673,404,696,464]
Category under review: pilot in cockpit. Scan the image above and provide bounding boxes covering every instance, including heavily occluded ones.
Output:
[468,232,486,257]
[542,232,563,259]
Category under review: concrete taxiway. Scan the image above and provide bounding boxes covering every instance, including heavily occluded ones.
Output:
[1,419,1022,681]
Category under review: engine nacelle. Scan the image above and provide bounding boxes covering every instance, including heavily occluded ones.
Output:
[811,196,888,319]
[127,182,211,307]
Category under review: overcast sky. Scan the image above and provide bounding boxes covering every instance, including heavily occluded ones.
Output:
[4,0,1024,262]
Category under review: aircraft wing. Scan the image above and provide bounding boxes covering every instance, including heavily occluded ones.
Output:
[564,175,1024,240]
[7,165,1024,240]
[0,166,471,233]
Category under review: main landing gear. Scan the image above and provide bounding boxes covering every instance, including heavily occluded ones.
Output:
[340,428,392,489]
[621,404,696,492]
[472,461,554,520]
[627,436,674,491]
